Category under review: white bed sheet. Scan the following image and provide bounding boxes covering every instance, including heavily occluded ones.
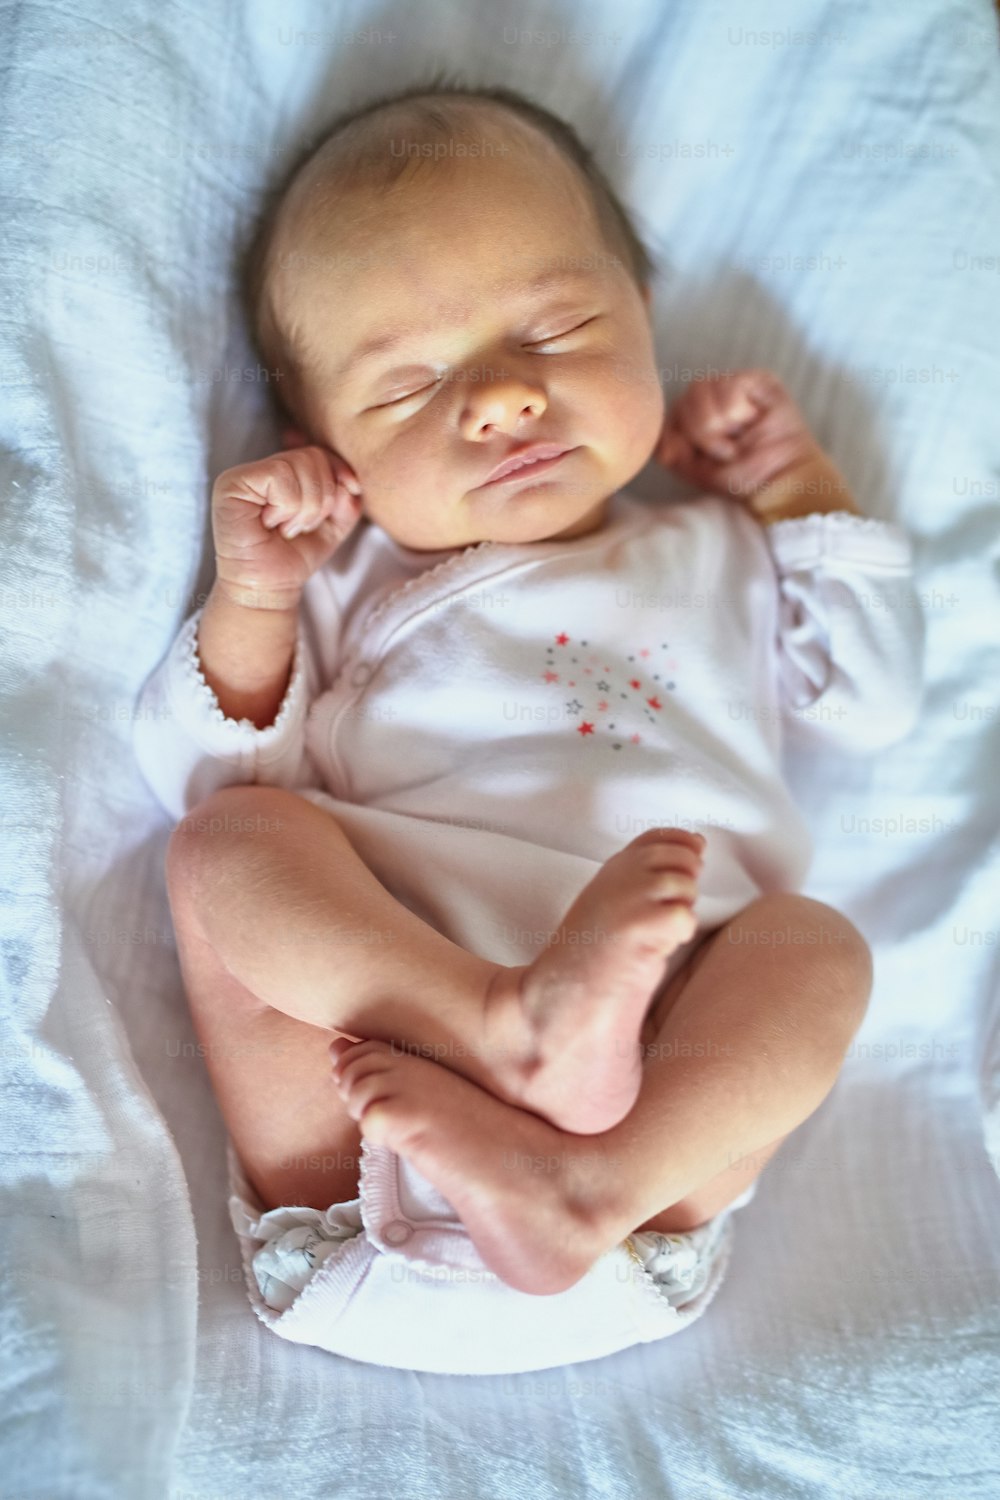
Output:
[2,0,999,1495]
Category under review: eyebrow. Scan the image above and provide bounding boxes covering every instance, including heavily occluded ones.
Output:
[338,268,598,381]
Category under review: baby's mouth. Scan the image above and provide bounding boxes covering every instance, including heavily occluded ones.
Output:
[477,443,575,488]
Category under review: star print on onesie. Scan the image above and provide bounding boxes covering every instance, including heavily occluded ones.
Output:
[541,634,679,749]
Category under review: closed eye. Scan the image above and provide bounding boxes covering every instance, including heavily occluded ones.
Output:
[371,378,442,409]
[524,316,599,350]
[366,314,600,407]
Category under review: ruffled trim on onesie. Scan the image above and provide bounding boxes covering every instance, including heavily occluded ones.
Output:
[349,495,643,648]
[764,508,913,569]
[358,537,498,638]
[176,605,308,739]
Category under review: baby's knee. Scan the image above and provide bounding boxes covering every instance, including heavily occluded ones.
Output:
[747,893,872,1014]
[795,894,871,1021]
[166,785,287,888]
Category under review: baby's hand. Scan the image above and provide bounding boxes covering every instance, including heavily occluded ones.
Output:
[211,441,364,609]
[655,368,834,515]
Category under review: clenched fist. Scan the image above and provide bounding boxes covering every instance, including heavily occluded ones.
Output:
[655,368,854,520]
[211,442,364,610]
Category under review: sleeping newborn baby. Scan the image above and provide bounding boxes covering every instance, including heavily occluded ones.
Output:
[134,82,922,1373]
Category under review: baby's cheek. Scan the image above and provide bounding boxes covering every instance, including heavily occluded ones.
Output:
[360,430,423,508]
[599,360,664,463]
[359,433,447,543]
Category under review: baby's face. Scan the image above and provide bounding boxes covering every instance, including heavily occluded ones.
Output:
[277,126,665,551]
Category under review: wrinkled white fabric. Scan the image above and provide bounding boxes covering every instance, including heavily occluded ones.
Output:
[247,1201,365,1314]
[628,1177,759,1309]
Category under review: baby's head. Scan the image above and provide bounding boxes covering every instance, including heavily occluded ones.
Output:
[242,79,665,551]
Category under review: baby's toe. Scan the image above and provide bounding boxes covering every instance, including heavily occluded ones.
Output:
[330,1036,390,1080]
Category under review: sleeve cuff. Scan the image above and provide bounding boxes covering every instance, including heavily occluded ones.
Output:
[164,607,309,755]
[765,511,914,571]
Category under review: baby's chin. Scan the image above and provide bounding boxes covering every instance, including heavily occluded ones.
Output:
[389,499,614,552]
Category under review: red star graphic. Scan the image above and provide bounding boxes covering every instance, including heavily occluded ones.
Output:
[630,733,641,744]
[640,648,650,658]
[629,678,641,690]
[597,700,609,711]
[646,696,662,710]
[543,671,559,683]
[577,721,595,736]
[555,632,570,645]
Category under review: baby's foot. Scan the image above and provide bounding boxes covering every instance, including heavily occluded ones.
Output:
[330,1037,613,1294]
[483,827,704,1133]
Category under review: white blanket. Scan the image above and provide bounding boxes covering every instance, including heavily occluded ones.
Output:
[2,0,999,1495]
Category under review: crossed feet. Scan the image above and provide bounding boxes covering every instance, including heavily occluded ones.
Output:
[329,827,705,1294]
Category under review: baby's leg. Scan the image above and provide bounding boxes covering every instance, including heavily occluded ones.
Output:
[167,786,703,1136]
[331,893,871,1294]
[165,864,365,1212]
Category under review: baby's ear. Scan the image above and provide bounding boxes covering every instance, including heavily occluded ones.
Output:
[280,424,311,449]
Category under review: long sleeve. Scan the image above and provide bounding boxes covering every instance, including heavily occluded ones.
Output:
[132,605,325,821]
[766,510,924,751]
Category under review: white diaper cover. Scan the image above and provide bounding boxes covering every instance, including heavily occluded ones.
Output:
[227,1136,757,1377]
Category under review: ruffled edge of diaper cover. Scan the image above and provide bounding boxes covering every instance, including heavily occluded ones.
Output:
[226,1138,375,1342]
[620,1175,759,1341]
[225,1138,758,1361]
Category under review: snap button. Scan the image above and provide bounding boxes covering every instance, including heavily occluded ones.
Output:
[350,662,372,688]
[382,1219,413,1246]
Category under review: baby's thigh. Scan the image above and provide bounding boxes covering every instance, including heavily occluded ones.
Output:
[168,862,362,1213]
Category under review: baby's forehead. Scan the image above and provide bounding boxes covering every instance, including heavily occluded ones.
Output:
[279,150,589,316]
[281,103,573,256]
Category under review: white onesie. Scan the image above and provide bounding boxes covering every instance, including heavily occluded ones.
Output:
[134,489,923,1373]
[136,489,922,951]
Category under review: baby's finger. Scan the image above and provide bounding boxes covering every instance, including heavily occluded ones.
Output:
[734,367,789,417]
[323,484,365,539]
[329,453,362,497]
[283,449,332,537]
[710,379,765,440]
[264,490,306,535]
[261,501,288,530]
[678,381,746,459]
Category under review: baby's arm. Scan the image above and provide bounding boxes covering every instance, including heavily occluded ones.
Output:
[133,443,363,819]
[658,368,923,750]
[196,581,301,731]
